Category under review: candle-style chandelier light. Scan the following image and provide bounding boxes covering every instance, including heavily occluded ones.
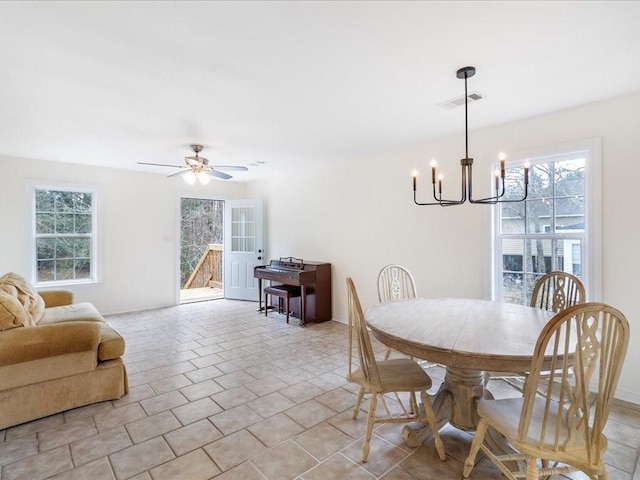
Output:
[413,66,529,206]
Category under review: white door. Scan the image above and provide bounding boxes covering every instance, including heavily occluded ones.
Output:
[224,199,265,301]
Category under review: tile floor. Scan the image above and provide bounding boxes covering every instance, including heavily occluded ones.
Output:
[1,299,639,480]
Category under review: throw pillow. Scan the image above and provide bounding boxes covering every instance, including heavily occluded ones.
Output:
[0,272,45,326]
[0,291,27,330]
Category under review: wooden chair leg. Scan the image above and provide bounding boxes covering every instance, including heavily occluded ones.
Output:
[362,394,378,463]
[525,455,540,480]
[420,390,445,461]
[353,386,365,419]
[463,418,488,477]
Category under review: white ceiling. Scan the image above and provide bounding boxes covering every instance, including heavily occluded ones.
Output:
[1,1,639,182]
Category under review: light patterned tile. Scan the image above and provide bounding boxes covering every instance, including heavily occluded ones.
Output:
[109,437,175,480]
[2,445,73,480]
[285,399,339,429]
[172,397,223,425]
[5,414,64,440]
[70,426,132,466]
[93,403,147,432]
[38,417,97,451]
[300,453,374,480]
[47,457,115,480]
[209,404,264,435]
[244,375,289,396]
[279,381,327,404]
[149,374,193,395]
[210,385,259,409]
[294,422,356,460]
[150,449,221,480]
[341,434,411,477]
[315,388,359,413]
[203,429,267,472]
[179,379,224,401]
[164,419,223,456]
[248,413,306,447]
[247,392,297,418]
[251,439,318,480]
[125,410,181,444]
[0,434,39,467]
[139,390,189,416]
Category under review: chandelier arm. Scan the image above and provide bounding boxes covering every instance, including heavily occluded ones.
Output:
[411,66,529,207]
[434,163,468,206]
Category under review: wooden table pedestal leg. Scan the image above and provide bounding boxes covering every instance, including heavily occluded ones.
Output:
[402,367,484,447]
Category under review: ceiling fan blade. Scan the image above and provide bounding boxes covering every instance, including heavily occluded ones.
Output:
[138,161,184,168]
[211,165,248,171]
[208,170,233,180]
[167,170,190,178]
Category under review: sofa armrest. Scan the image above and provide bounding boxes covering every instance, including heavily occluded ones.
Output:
[38,290,74,307]
[0,321,100,367]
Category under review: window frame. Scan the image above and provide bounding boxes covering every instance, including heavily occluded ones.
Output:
[28,182,99,287]
[491,138,602,302]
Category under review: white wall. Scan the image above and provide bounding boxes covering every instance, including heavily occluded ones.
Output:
[0,157,248,314]
[248,91,640,403]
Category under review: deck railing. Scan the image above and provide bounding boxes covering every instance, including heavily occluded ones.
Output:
[183,244,223,289]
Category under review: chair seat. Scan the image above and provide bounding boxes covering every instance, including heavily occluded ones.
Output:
[478,396,607,459]
[349,358,432,392]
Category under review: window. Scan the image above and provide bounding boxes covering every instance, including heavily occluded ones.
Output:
[493,139,601,304]
[31,185,97,285]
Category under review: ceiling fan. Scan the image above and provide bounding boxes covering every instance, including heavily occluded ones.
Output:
[138,144,248,184]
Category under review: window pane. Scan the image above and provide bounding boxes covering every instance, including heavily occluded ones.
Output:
[55,259,75,280]
[524,238,552,274]
[75,214,92,234]
[556,197,584,231]
[56,237,74,259]
[525,199,553,234]
[35,190,55,212]
[37,238,55,260]
[55,213,75,234]
[74,238,91,258]
[528,162,552,199]
[37,260,55,282]
[36,213,55,234]
[75,258,91,279]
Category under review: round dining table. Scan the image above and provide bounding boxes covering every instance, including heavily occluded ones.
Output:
[365,297,555,448]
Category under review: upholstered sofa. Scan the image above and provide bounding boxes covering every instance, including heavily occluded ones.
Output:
[0,272,128,430]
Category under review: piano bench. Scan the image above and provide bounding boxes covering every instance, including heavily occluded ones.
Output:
[264,285,301,324]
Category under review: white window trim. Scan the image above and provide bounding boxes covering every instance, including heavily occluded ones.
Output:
[27,181,99,287]
[491,137,602,301]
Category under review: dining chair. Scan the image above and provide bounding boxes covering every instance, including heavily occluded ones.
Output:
[346,277,446,463]
[463,302,630,480]
[377,264,419,362]
[377,264,417,303]
[530,271,586,313]
[490,271,587,390]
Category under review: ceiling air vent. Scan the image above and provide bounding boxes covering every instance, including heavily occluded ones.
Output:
[437,91,485,110]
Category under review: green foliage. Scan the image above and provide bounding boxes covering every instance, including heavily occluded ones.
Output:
[180,198,224,287]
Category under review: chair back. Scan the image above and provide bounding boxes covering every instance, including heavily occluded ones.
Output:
[530,271,586,313]
[377,264,417,303]
[518,302,629,467]
[346,277,382,389]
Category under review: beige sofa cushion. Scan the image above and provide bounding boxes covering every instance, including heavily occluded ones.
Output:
[97,324,126,361]
[0,291,27,330]
[0,272,45,326]
[39,302,105,325]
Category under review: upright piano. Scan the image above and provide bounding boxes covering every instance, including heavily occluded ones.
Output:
[253,257,331,325]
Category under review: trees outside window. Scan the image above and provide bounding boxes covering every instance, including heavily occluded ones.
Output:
[494,139,601,304]
[33,187,96,284]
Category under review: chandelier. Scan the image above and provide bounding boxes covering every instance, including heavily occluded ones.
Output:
[413,66,529,206]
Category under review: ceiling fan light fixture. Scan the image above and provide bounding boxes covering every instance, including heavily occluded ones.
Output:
[183,170,197,185]
[197,172,211,185]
